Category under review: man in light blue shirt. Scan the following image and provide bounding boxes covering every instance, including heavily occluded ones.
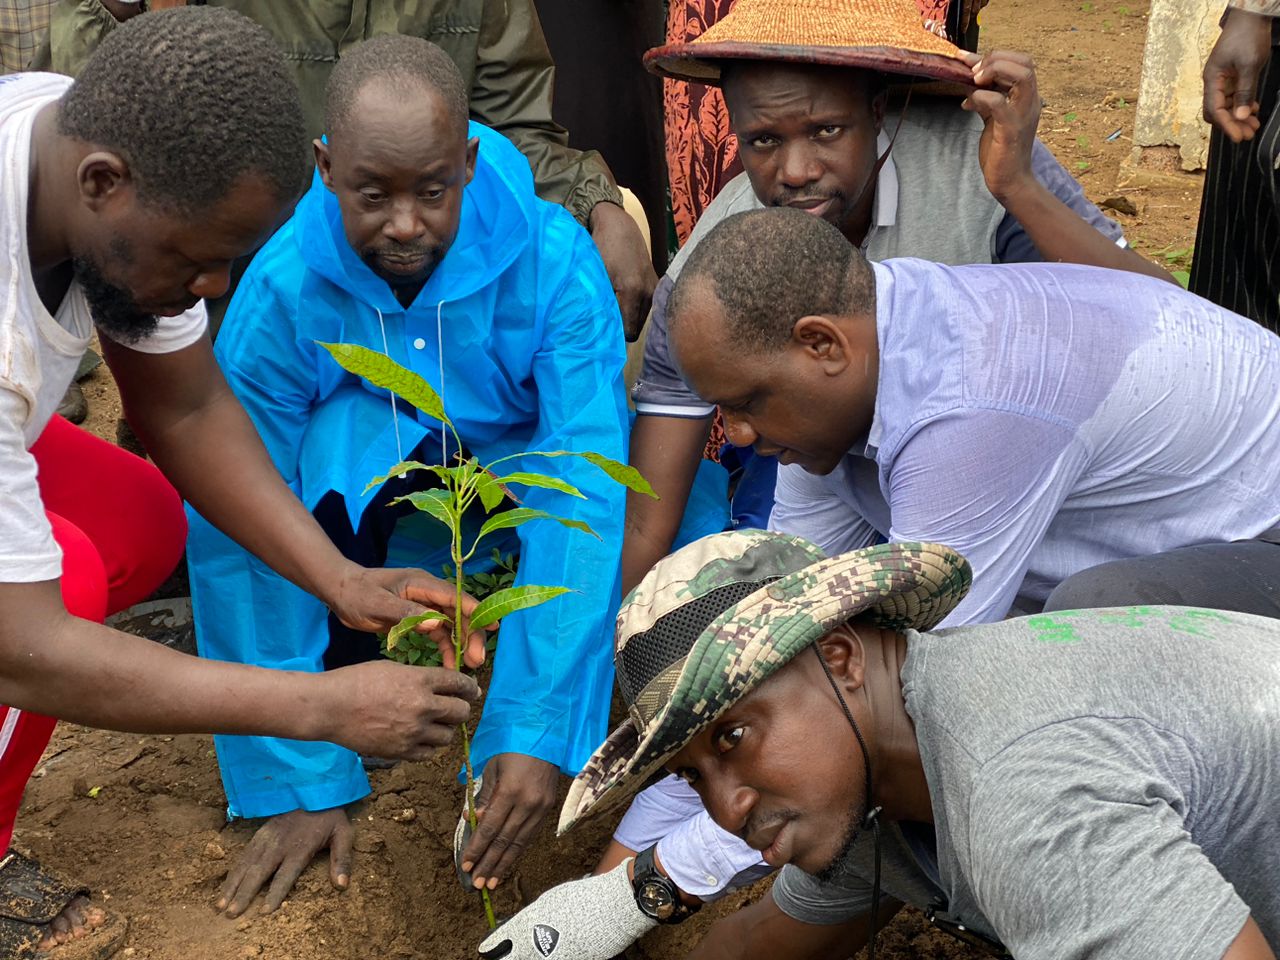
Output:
[672,208,1280,623]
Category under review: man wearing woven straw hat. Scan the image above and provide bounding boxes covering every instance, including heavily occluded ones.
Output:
[625,0,1175,593]
[481,531,1280,960]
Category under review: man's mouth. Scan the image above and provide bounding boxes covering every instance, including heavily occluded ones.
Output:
[750,820,794,868]
[785,196,835,218]
[147,297,199,318]
[377,253,430,275]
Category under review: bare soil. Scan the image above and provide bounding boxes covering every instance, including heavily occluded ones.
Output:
[21,2,1202,957]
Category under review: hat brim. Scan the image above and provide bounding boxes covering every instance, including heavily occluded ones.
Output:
[558,541,970,834]
[644,41,976,88]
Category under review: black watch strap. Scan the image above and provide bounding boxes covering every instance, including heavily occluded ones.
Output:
[631,845,700,925]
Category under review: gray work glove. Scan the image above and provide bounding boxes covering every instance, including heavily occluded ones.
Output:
[477,860,656,959]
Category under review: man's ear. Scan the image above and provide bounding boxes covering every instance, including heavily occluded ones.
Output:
[464,136,479,186]
[792,314,854,376]
[815,623,867,691]
[76,151,131,213]
[314,139,335,192]
[872,88,888,135]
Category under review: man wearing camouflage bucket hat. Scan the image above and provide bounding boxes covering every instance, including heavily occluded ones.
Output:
[481,531,1280,960]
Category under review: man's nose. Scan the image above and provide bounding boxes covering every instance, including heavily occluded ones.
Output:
[777,143,821,188]
[384,200,425,244]
[702,774,757,837]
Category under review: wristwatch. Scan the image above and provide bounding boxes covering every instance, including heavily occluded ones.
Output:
[631,845,701,925]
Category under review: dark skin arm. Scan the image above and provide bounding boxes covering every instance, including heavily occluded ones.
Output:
[688,892,901,960]
[621,413,713,595]
[1225,918,1277,960]
[589,201,659,342]
[1203,8,1273,142]
[0,580,477,754]
[100,335,487,668]
[960,50,1177,284]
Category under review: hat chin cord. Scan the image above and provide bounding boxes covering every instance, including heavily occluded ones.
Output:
[811,644,883,960]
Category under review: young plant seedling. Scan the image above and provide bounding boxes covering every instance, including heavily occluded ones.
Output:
[319,342,655,927]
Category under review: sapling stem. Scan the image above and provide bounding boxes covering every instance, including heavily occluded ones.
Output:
[450,465,498,929]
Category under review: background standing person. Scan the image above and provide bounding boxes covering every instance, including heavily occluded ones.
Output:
[1,11,489,953]
[1191,0,1280,331]
[0,0,55,74]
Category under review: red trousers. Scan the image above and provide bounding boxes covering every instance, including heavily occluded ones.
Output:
[0,416,186,852]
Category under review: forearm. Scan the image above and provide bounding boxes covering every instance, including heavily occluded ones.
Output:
[1000,179,1177,283]
[128,383,352,606]
[688,895,881,960]
[622,414,713,594]
[0,581,331,741]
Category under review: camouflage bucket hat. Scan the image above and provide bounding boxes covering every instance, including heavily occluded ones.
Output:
[558,530,970,834]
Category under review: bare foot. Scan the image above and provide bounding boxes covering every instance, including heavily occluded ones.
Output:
[36,895,106,951]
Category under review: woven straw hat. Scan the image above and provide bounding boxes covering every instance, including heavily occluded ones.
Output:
[644,0,973,87]
[557,530,970,834]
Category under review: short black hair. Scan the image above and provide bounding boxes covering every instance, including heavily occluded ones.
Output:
[324,35,469,139]
[669,207,875,352]
[58,7,306,218]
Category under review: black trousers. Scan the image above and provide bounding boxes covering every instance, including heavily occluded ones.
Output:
[1189,35,1280,333]
[1043,530,1280,619]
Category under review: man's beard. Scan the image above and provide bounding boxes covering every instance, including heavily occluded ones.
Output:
[72,244,160,345]
[814,795,867,884]
[361,241,445,289]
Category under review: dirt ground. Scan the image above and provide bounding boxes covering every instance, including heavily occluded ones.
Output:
[22,2,1204,958]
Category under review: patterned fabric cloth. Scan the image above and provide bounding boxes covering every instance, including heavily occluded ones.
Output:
[0,0,56,74]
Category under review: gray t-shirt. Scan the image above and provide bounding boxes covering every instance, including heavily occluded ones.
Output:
[774,606,1280,959]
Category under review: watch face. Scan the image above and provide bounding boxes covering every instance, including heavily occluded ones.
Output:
[638,879,676,920]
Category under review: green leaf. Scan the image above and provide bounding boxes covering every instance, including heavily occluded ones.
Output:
[1064,111,1078,123]
[363,460,439,494]
[317,342,449,425]
[475,474,510,511]
[469,585,572,631]
[492,472,586,499]
[522,450,658,499]
[87,785,102,799]
[1075,161,1091,171]
[1172,269,1190,289]
[385,611,451,651]
[476,507,598,545]
[390,488,456,528]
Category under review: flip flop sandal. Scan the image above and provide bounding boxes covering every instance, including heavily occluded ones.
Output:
[0,851,127,959]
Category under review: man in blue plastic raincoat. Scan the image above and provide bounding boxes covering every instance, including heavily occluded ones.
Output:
[185,36,629,917]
